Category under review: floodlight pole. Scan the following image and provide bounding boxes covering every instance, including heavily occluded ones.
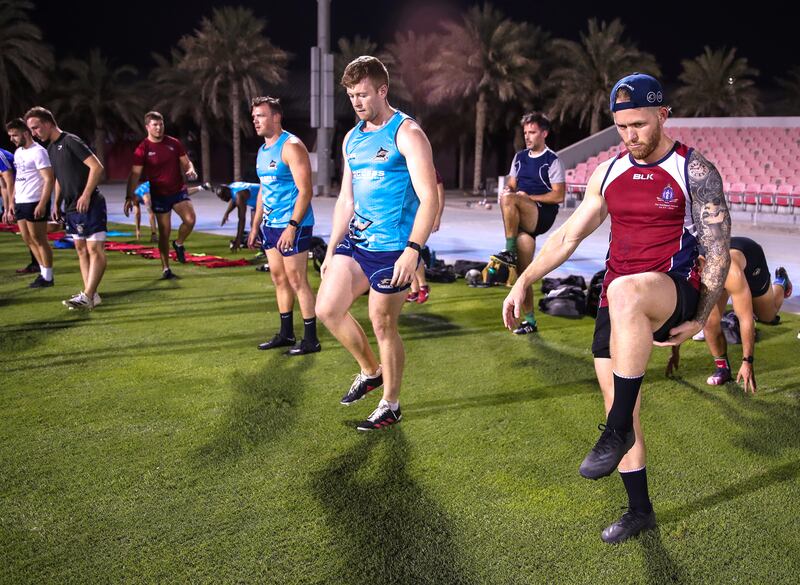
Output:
[311,0,334,196]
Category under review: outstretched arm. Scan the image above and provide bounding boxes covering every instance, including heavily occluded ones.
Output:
[660,151,731,345]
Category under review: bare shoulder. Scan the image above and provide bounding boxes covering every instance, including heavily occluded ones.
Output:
[396,118,430,153]
[283,137,310,159]
[585,157,616,192]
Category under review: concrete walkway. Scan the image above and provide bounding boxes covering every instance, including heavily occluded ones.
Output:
[101,184,799,313]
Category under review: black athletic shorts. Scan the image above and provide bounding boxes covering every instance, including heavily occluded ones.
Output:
[14,201,50,222]
[591,271,700,359]
[523,203,559,237]
[731,236,771,298]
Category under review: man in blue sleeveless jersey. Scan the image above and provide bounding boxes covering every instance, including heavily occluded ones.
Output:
[246,96,320,356]
[316,56,439,431]
[219,181,260,251]
[494,112,565,335]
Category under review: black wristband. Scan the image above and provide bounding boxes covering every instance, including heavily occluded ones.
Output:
[406,241,422,253]
[288,219,299,228]
[742,356,754,363]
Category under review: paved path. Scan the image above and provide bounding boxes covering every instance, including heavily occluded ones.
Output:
[102,184,799,312]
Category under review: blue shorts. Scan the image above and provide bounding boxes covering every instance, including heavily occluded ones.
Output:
[261,224,313,257]
[151,190,190,214]
[334,235,415,294]
[15,201,50,222]
[66,196,107,240]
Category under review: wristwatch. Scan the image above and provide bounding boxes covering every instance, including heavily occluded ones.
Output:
[742,356,754,364]
[288,219,299,228]
[406,241,422,253]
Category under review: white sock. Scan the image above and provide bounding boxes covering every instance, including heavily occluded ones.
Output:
[379,399,399,411]
[363,365,382,379]
[41,266,53,281]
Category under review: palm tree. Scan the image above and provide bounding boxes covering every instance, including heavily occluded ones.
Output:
[51,48,143,174]
[384,31,439,123]
[776,66,800,115]
[180,7,289,181]
[548,19,661,135]
[151,48,215,183]
[426,3,541,192]
[674,47,759,117]
[334,35,378,83]
[0,0,54,121]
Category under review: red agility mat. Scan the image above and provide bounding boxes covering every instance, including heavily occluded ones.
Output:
[0,223,19,232]
[204,259,250,268]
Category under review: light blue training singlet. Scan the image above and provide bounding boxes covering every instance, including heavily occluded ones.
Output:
[256,131,313,228]
[345,111,419,251]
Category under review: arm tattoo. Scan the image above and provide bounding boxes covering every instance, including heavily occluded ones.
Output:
[688,150,731,325]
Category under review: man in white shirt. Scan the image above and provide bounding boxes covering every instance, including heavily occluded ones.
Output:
[5,118,55,288]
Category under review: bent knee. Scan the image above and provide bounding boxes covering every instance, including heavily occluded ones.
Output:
[606,277,642,312]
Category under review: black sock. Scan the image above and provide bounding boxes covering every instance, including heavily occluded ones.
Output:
[620,467,653,513]
[279,311,294,339]
[30,250,39,267]
[303,317,318,343]
[606,371,645,433]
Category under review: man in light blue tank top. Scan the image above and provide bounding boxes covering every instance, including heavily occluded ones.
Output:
[246,96,320,356]
[315,56,439,431]
[218,181,259,251]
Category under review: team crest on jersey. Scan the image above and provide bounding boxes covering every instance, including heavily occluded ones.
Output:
[655,184,680,211]
[348,211,373,243]
[373,147,390,162]
[268,160,278,169]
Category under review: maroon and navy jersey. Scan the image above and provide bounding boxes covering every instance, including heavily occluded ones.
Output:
[598,141,700,307]
[132,136,187,197]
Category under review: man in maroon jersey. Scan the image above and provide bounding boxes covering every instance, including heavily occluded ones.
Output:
[503,73,731,544]
[124,111,199,279]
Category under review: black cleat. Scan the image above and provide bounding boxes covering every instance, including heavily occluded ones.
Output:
[357,401,402,431]
[491,249,517,267]
[579,424,635,480]
[513,320,538,335]
[775,267,792,298]
[161,268,179,280]
[172,240,186,263]
[601,508,657,544]
[258,333,296,350]
[285,338,321,356]
[340,371,383,405]
[29,275,54,288]
[16,261,39,274]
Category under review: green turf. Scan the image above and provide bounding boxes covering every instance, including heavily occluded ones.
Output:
[1,226,799,584]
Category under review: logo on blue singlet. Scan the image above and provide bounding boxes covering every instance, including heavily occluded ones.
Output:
[661,185,674,202]
[348,211,373,244]
[268,160,277,169]
[373,147,390,162]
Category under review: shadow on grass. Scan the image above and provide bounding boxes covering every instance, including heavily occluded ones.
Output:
[313,430,477,585]
[194,352,317,463]
[409,334,597,419]
[639,527,688,584]
[660,459,800,525]
[0,317,85,356]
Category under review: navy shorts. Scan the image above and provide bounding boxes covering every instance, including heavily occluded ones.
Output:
[261,224,313,256]
[591,271,699,358]
[151,190,190,214]
[523,203,559,237]
[66,196,108,240]
[15,201,50,222]
[334,235,417,294]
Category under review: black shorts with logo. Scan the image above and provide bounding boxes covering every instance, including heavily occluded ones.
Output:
[731,237,771,298]
[591,271,700,359]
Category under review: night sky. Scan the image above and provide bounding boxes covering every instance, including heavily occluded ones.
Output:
[33,0,794,86]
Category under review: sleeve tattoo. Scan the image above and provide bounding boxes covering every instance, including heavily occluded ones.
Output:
[688,150,731,325]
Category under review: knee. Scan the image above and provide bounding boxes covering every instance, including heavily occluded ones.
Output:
[270,270,288,288]
[184,214,196,228]
[285,269,305,291]
[315,299,339,325]
[500,194,517,210]
[606,277,641,314]
[370,313,397,341]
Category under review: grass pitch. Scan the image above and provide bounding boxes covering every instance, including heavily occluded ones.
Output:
[1,226,799,584]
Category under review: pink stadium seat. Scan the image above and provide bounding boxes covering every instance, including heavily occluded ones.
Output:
[759,184,777,208]
[775,184,794,208]
[728,182,745,206]
[743,183,761,206]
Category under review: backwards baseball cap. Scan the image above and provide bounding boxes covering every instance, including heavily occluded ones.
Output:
[610,73,666,112]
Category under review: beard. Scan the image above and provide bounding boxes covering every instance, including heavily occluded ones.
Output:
[625,127,661,160]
